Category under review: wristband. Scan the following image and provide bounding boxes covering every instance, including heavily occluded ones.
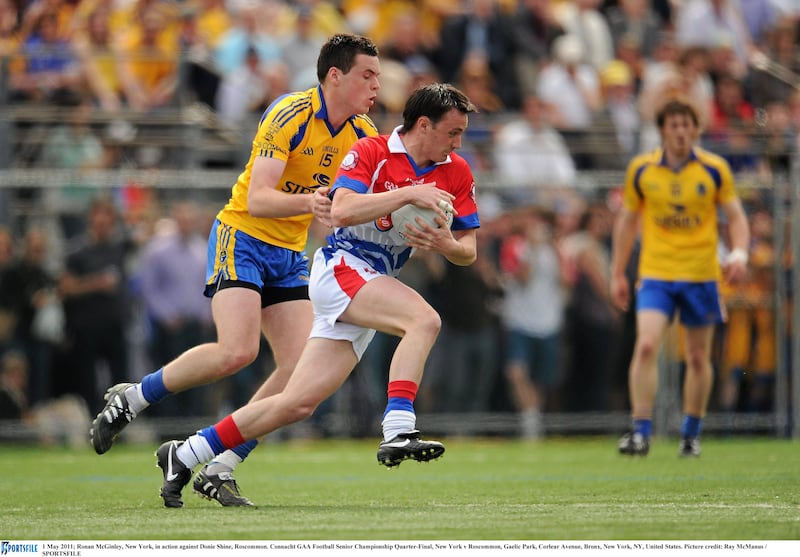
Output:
[726,248,748,266]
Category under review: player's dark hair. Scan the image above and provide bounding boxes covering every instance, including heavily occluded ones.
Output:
[656,97,700,128]
[317,33,379,82]
[400,83,477,132]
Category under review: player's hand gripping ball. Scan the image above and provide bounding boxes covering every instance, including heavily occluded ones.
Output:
[391,200,454,243]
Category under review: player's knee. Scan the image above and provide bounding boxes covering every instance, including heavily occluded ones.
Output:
[684,349,709,373]
[216,345,259,378]
[410,306,441,339]
[634,338,660,363]
[287,398,318,423]
[295,404,317,422]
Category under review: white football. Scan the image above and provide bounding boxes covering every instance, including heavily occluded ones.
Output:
[391,202,454,243]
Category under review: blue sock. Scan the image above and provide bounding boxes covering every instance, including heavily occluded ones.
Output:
[382,397,414,418]
[231,440,259,461]
[198,425,227,454]
[633,418,652,439]
[141,369,172,404]
[681,415,702,439]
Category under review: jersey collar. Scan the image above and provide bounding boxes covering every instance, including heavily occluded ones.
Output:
[388,126,407,153]
[314,85,359,134]
[313,85,326,118]
[389,126,452,164]
[657,146,698,170]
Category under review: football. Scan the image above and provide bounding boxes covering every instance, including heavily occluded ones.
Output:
[391,201,454,243]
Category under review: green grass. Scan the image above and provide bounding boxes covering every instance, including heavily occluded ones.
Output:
[1,436,799,540]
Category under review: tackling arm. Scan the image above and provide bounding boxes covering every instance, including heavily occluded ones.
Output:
[247,156,319,219]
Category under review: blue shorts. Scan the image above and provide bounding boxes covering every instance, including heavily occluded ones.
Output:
[204,219,310,307]
[636,279,724,326]
[505,329,560,388]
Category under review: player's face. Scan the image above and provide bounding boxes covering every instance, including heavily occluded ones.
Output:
[424,109,469,163]
[338,54,381,114]
[660,113,698,159]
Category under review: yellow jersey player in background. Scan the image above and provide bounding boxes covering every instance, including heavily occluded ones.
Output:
[91,33,381,507]
[610,97,750,458]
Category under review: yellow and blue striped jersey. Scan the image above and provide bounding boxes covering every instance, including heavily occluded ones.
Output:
[622,146,739,282]
[217,86,378,251]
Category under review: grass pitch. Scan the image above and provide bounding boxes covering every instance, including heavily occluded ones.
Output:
[1,436,798,540]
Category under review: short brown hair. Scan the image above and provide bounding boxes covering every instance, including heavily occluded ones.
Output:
[656,97,700,128]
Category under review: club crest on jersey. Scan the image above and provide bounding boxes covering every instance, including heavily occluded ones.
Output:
[341,150,358,170]
[375,214,393,231]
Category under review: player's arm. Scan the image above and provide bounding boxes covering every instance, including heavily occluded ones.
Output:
[437,228,477,266]
[400,194,477,266]
[247,156,328,221]
[721,197,750,284]
[401,219,477,266]
[609,206,640,312]
[330,183,454,228]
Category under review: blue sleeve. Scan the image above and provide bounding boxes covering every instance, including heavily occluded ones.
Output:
[330,175,369,198]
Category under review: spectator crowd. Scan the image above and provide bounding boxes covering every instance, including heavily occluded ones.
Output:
[0,0,797,441]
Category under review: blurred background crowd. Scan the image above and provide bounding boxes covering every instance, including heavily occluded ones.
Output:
[0,0,797,445]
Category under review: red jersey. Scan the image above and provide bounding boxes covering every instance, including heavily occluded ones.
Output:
[324,127,480,276]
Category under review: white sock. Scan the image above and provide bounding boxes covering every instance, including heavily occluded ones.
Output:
[125,384,150,414]
[520,409,543,440]
[205,450,243,476]
[381,410,416,442]
[176,433,216,469]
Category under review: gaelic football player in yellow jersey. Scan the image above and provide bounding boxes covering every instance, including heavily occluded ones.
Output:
[91,34,381,506]
[610,98,749,458]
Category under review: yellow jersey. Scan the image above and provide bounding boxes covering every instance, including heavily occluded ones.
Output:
[217,86,378,251]
[622,146,739,282]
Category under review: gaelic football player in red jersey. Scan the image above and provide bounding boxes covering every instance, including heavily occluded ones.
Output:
[155,83,481,507]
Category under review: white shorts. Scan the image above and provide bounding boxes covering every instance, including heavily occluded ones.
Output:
[308,247,379,360]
